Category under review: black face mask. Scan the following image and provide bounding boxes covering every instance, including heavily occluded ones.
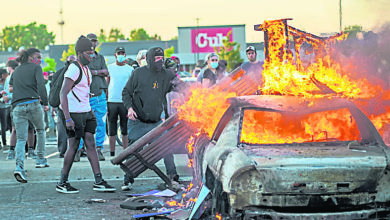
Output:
[154,60,163,72]
[79,54,90,65]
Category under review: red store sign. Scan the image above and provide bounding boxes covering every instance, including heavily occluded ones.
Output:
[191,27,233,53]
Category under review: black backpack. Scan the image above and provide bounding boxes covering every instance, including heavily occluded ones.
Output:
[49,61,83,107]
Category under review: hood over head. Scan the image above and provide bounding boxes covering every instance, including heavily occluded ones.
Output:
[146,47,164,72]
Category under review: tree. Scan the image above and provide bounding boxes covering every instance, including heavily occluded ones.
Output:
[344,25,364,39]
[60,44,75,62]
[164,46,175,58]
[108,28,125,42]
[129,28,161,41]
[42,57,57,73]
[98,29,107,42]
[0,22,55,51]
[214,31,243,72]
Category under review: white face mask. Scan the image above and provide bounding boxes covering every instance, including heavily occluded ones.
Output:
[140,59,147,66]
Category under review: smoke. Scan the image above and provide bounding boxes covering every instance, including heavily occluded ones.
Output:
[332,22,390,90]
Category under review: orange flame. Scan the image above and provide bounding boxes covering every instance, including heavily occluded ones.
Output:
[241,108,359,144]
[178,86,236,137]
[216,213,222,220]
[166,200,178,206]
[259,20,381,99]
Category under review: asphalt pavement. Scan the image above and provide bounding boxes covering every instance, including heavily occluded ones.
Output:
[0,136,193,219]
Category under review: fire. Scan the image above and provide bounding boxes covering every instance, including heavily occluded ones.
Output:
[177,86,236,137]
[166,200,179,207]
[241,108,359,144]
[216,213,222,219]
[259,19,381,99]
[177,19,390,159]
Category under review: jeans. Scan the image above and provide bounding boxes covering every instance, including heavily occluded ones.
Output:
[0,107,8,145]
[124,119,177,184]
[79,91,107,150]
[45,106,56,131]
[13,101,45,172]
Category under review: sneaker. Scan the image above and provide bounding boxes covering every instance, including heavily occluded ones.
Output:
[73,150,81,162]
[56,182,79,194]
[35,158,50,168]
[93,180,116,192]
[7,149,15,160]
[3,145,9,151]
[14,170,28,183]
[169,174,180,182]
[121,182,133,191]
[27,148,37,159]
[97,149,105,161]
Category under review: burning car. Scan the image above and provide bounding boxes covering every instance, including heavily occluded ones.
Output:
[191,95,390,219]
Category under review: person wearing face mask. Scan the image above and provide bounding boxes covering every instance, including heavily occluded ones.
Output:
[9,48,50,183]
[136,49,148,67]
[76,33,109,162]
[106,47,133,157]
[56,36,116,193]
[201,53,219,88]
[121,47,183,190]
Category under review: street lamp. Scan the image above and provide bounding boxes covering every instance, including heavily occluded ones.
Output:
[339,0,343,32]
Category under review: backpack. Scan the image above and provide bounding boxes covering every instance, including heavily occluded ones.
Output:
[49,61,83,107]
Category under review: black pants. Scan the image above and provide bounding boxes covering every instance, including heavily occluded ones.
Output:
[0,107,8,145]
[107,102,128,136]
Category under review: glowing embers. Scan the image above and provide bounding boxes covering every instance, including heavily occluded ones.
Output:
[240,108,360,144]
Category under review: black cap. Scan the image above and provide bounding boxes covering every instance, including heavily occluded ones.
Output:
[154,48,164,57]
[75,36,93,53]
[87,33,98,41]
[115,46,125,53]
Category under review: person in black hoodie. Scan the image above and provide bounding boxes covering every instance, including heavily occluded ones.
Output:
[121,47,181,190]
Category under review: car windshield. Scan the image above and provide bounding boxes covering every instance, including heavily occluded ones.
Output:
[240,108,360,144]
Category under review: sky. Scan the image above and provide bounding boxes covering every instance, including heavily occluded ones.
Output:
[1,0,389,45]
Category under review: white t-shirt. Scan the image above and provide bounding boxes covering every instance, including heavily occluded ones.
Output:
[63,63,92,113]
[107,64,133,103]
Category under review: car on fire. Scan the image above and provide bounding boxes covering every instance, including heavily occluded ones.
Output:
[192,95,390,219]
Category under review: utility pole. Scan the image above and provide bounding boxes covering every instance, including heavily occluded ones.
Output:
[58,0,65,44]
[339,0,342,32]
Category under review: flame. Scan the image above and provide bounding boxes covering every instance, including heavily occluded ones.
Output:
[178,86,236,137]
[216,213,222,220]
[166,200,179,207]
[259,20,381,99]
[241,108,359,144]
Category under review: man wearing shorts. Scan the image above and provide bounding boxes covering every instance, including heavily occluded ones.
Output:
[107,47,133,156]
[56,36,115,193]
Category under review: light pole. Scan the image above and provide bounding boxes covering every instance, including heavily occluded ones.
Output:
[339,0,343,32]
[58,0,65,44]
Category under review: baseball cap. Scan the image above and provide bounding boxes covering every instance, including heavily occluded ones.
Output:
[115,46,126,53]
[86,33,98,41]
[246,46,256,52]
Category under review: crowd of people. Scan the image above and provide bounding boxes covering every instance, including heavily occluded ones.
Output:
[0,32,264,194]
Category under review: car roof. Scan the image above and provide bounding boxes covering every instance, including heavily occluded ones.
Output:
[228,95,355,114]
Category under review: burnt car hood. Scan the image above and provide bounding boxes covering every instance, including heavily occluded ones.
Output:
[243,143,388,194]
